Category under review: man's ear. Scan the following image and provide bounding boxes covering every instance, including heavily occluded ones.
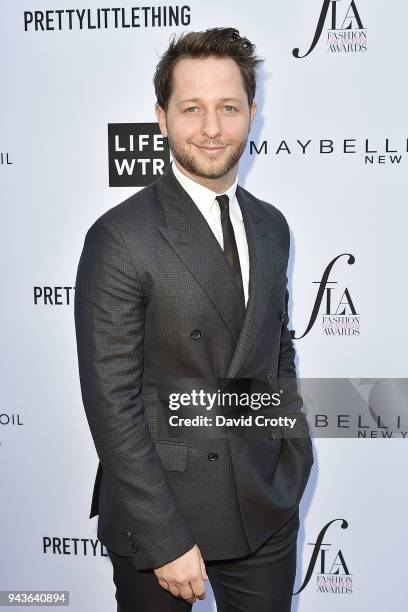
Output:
[155,104,168,137]
[249,100,257,127]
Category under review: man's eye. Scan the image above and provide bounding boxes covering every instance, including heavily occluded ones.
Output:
[224,105,237,112]
[184,106,198,113]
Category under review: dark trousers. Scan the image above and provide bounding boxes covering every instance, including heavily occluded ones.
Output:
[106,509,299,612]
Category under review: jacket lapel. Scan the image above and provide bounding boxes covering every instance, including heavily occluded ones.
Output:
[225,186,274,378]
[155,164,280,378]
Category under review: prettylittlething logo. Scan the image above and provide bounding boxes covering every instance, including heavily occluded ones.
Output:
[293,0,366,58]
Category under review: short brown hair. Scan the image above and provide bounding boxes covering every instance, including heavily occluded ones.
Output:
[153,27,264,111]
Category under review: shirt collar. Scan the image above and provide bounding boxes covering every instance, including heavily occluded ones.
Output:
[171,160,238,217]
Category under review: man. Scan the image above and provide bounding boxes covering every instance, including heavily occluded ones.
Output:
[74,27,313,611]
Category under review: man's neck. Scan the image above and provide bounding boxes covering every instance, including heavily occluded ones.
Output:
[173,159,237,194]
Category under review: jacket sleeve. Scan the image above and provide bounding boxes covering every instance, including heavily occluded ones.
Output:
[274,222,314,513]
[277,288,307,426]
[74,216,195,569]
[277,221,312,445]
[277,217,299,395]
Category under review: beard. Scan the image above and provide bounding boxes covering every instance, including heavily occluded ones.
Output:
[167,130,249,180]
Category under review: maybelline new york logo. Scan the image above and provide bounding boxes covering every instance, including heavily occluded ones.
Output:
[293,254,359,339]
[293,0,366,58]
[294,519,352,595]
[249,138,406,166]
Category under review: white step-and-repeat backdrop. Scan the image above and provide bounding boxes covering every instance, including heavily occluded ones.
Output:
[1,1,407,610]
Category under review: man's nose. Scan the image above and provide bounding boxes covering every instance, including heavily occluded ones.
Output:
[201,109,222,139]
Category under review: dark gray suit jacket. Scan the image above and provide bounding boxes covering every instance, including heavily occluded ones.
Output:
[74,162,313,571]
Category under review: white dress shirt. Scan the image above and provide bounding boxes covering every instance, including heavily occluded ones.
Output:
[171,161,250,307]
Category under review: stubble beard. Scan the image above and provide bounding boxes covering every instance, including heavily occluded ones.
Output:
[167,130,249,180]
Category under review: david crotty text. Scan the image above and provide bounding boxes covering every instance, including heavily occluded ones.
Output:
[168,415,297,428]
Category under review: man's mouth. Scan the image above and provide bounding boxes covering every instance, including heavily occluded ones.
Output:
[194,144,226,154]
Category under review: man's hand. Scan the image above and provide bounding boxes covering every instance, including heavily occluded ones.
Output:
[154,544,208,603]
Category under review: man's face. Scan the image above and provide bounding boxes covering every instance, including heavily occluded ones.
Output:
[155,56,257,180]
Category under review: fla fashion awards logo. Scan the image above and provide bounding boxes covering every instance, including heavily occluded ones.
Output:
[293,0,366,58]
[295,519,352,594]
[292,254,359,339]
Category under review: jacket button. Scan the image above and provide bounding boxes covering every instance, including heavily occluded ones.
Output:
[191,329,201,340]
[280,310,286,322]
[208,452,219,461]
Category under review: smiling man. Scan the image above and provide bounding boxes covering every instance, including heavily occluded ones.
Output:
[74,27,313,612]
[156,55,253,193]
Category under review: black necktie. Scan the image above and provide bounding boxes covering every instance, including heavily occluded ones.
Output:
[216,194,246,320]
